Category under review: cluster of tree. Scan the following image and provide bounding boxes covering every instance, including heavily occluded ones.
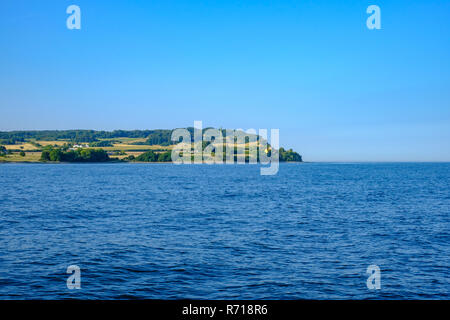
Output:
[130,146,302,163]
[145,131,174,146]
[203,144,302,162]
[29,141,42,148]
[134,150,172,162]
[0,130,99,142]
[94,130,155,139]
[89,140,115,147]
[40,146,110,162]
[279,148,302,162]
[0,138,25,145]
[0,128,264,146]
[0,146,6,156]
[221,149,302,162]
[144,128,265,146]
[0,130,160,142]
[143,128,213,146]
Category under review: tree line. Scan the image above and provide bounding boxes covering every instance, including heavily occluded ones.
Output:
[129,148,302,163]
[0,128,262,146]
[0,146,7,156]
[40,146,110,162]
[0,130,175,144]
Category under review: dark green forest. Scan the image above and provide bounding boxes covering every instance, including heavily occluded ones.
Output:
[40,146,110,162]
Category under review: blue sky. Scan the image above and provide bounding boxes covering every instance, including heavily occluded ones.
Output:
[1,0,449,161]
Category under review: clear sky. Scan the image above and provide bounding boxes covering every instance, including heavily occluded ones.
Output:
[1,0,449,161]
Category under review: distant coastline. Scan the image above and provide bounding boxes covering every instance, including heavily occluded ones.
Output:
[0,129,302,164]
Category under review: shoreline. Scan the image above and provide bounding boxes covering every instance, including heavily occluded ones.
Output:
[3,160,450,164]
[0,160,305,164]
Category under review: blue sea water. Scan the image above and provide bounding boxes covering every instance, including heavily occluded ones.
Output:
[0,163,449,299]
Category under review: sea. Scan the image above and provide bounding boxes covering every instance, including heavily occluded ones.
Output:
[0,162,449,299]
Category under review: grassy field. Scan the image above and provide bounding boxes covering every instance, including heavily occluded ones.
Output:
[36,140,68,147]
[0,152,42,162]
[3,140,69,151]
[104,144,172,151]
[4,143,40,151]
[104,137,148,143]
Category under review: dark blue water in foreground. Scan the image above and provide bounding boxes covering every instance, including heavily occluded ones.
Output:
[0,163,449,299]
